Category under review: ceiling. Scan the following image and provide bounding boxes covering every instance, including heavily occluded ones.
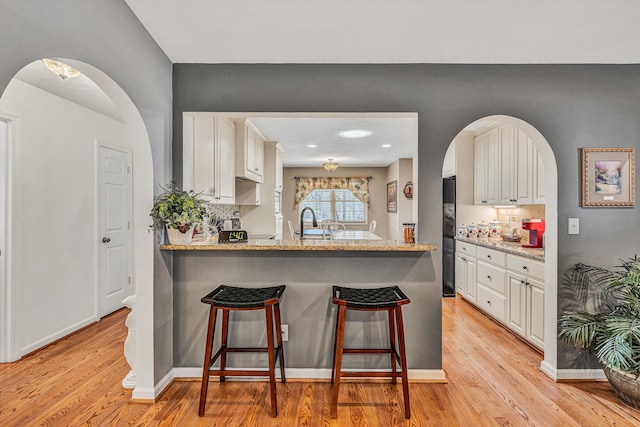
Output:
[11,1,639,168]
[124,0,640,64]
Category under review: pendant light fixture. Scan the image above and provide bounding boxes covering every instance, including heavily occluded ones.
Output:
[322,158,338,173]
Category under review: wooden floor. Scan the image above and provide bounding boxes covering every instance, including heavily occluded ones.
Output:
[1,296,639,426]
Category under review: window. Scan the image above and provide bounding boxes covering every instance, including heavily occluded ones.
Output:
[299,189,367,224]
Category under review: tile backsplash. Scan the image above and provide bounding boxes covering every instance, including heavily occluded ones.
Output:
[205,203,237,220]
[496,205,545,244]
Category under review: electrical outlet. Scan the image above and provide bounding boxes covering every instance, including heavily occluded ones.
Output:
[281,324,288,342]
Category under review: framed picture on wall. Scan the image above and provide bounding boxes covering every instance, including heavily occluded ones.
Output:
[387,180,397,212]
[581,147,635,207]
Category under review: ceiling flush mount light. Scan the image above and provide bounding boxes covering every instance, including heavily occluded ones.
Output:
[322,158,339,173]
[339,129,372,139]
[42,58,81,80]
[307,144,317,148]
[382,144,392,148]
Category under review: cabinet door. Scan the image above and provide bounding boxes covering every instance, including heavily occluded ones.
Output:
[215,117,235,204]
[253,136,264,178]
[465,258,477,303]
[507,272,526,336]
[533,144,546,204]
[275,148,283,192]
[455,254,466,296]
[190,115,215,198]
[515,129,533,204]
[474,133,487,204]
[498,124,515,204]
[485,128,500,204]
[527,278,545,349]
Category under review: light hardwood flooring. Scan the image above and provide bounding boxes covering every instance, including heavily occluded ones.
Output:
[1,296,639,426]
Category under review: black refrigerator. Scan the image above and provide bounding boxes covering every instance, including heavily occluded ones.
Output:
[442,177,456,297]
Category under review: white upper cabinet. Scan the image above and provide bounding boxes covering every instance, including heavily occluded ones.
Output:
[498,125,533,205]
[475,124,543,206]
[235,119,265,183]
[474,127,499,205]
[183,113,235,204]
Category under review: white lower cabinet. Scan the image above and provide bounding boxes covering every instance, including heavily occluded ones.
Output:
[455,252,476,303]
[460,241,545,350]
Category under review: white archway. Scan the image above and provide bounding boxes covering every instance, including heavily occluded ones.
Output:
[446,114,559,377]
[0,59,156,398]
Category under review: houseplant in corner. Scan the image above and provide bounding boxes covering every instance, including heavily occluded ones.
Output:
[559,256,640,410]
[150,182,207,245]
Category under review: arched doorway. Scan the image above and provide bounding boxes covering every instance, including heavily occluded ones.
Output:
[0,58,155,396]
[443,114,559,377]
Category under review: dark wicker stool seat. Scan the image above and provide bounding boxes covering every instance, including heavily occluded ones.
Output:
[198,285,286,418]
[331,285,411,419]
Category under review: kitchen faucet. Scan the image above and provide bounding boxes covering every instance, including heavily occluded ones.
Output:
[299,207,318,240]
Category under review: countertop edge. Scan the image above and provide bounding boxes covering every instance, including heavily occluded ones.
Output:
[455,237,544,261]
[160,240,436,252]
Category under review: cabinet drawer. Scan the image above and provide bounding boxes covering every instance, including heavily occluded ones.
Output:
[477,246,506,267]
[477,261,506,295]
[456,241,476,257]
[507,254,544,281]
[477,285,507,323]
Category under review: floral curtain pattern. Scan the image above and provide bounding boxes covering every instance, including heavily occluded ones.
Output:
[294,176,371,207]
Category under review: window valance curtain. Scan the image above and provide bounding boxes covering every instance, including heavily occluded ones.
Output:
[294,177,371,207]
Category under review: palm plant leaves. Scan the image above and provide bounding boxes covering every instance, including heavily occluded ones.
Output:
[559,256,640,376]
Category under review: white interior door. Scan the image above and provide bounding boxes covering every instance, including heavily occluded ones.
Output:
[97,144,132,317]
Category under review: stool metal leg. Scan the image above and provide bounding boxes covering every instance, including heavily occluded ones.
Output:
[265,305,278,417]
[331,304,347,419]
[388,308,398,385]
[274,302,286,383]
[199,306,218,416]
[219,309,230,382]
[395,306,411,419]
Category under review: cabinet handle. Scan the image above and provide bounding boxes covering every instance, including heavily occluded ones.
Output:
[522,266,528,271]
[520,280,526,285]
[525,281,530,286]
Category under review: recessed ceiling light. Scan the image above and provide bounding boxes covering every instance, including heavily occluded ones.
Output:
[307,144,317,148]
[382,144,392,148]
[339,129,372,139]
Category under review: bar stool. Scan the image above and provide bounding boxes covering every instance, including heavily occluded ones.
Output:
[198,284,286,418]
[330,285,411,419]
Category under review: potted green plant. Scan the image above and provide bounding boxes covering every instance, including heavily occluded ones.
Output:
[558,256,640,410]
[149,182,207,245]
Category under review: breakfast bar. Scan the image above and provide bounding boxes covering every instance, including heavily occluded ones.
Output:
[163,239,443,381]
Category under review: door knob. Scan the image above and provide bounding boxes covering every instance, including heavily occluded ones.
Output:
[102,237,111,243]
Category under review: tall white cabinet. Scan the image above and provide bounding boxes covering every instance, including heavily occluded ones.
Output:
[475,124,542,206]
[183,113,235,204]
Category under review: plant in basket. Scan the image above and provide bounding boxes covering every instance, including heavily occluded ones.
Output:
[149,182,207,244]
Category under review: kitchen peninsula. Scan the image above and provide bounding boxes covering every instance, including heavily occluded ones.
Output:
[163,239,443,381]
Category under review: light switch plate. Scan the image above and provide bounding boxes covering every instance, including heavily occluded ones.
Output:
[568,218,579,235]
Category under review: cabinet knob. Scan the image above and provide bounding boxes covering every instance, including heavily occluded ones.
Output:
[487,255,492,259]
[520,280,525,285]
[487,275,492,280]
[487,300,491,305]
[522,266,528,271]
[463,247,467,251]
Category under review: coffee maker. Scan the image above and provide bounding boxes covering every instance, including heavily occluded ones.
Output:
[521,218,545,248]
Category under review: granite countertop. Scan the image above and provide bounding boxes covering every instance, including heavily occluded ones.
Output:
[456,236,544,261]
[161,239,436,252]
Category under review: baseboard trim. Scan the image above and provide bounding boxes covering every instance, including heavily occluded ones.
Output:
[20,315,97,356]
[539,360,557,380]
[555,368,607,382]
[172,367,446,383]
[132,369,175,401]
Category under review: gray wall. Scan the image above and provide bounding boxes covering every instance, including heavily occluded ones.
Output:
[0,0,174,382]
[173,64,640,370]
[173,251,437,369]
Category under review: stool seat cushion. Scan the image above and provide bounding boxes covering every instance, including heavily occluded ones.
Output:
[333,285,409,309]
[202,285,285,308]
